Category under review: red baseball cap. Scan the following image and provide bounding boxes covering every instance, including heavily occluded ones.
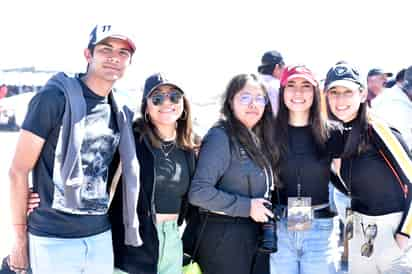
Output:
[280,65,318,88]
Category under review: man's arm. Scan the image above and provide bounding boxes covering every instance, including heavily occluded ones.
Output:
[9,129,45,272]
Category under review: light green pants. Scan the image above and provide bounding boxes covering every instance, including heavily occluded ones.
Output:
[114,220,183,274]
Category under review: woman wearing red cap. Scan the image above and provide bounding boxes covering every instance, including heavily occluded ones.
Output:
[324,62,412,273]
[269,65,343,274]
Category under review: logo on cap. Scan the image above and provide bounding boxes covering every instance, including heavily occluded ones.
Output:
[101,25,112,32]
[335,65,348,76]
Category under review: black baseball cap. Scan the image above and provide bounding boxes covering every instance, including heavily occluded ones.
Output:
[324,63,364,91]
[367,68,393,78]
[258,50,285,73]
[143,73,184,99]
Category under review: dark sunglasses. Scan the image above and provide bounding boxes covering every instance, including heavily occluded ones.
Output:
[360,223,377,257]
[150,90,183,106]
[237,93,268,107]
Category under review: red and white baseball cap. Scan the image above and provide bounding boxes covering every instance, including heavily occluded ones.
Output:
[88,24,136,54]
[280,65,318,88]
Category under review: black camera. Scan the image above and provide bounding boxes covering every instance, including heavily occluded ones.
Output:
[258,202,278,253]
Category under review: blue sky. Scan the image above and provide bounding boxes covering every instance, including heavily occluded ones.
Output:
[1,0,411,100]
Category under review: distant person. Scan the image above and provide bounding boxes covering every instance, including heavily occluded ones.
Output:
[0,84,7,99]
[8,24,142,274]
[372,66,412,150]
[366,68,393,105]
[258,50,285,115]
[383,69,405,89]
[395,68,406,87]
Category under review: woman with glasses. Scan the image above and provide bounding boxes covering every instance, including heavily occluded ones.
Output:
[324,62,412,273]
[109,73,199,274]
[269,65,343,274]
[188,74,278,274]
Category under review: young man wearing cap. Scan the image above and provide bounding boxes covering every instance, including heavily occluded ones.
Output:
[371,66,412,151]
[258,50,285,116]
[8,24,142,274]
[366,68,393,105]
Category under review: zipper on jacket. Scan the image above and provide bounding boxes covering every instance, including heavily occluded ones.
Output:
[143,136,158,226]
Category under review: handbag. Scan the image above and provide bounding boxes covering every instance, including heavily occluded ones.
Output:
[182,213,208,274]
[182,261,202,274]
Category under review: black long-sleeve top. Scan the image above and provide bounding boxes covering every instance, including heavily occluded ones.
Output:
[338,121,412,237]
[274,125,343,206]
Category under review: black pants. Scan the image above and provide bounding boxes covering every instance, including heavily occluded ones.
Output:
[197,214,269,274]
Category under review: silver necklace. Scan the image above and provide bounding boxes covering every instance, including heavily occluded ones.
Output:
[160,141,176,158]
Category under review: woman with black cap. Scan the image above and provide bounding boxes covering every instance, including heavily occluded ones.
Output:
[109,73,199,274]
[324,62,412,273]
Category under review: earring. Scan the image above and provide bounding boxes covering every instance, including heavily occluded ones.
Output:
[144,112,150,122]
[180,110,188,120]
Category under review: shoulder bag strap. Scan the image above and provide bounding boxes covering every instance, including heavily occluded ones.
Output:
[108,161,122,207]
[191,213,209,259]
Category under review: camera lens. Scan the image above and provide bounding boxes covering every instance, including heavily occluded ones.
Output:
[258,203,278,253]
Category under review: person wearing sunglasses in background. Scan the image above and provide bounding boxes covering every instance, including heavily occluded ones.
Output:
[324,62,412,274]
[110,73,199,274]
[269,65,344,274]
[188,74,278,274]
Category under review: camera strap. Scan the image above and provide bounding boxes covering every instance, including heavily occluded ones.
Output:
[190,213,209,260]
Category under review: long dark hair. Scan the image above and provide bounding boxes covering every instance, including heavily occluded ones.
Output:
[134,94,198,151]
[273,83,329,185]
[220,73,280,187]
[326,89,370,158]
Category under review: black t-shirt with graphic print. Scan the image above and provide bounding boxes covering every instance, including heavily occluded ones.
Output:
[22,79,119,238]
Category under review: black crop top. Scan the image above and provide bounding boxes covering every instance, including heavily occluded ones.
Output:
[153,142,190,214]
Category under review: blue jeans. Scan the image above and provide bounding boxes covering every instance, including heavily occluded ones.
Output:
[29,230,113,274]
[270,218,340,274]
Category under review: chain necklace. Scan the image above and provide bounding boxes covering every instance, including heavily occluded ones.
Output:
[160,141,176,158]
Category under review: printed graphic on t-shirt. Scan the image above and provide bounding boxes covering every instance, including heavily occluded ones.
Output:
[51,104,119,215]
